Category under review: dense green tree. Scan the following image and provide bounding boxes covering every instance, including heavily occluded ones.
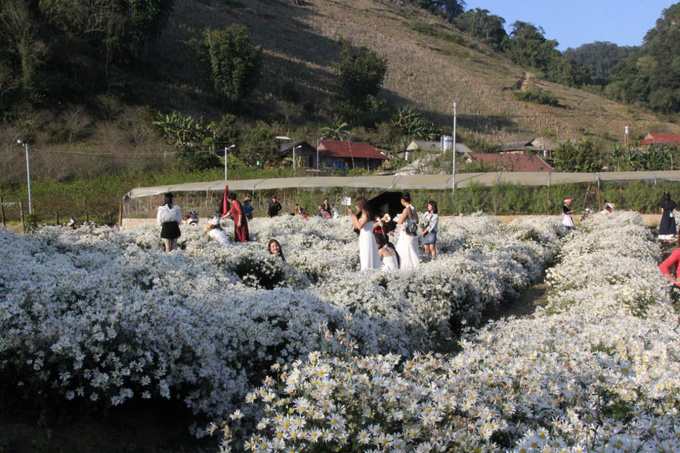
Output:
[198,25,262,104]
[0,0,48,100]
[608,4,680,113]
[238,122,279,167]
[337,39,387,103]
[563,41,637,86]
[552,139,605,172]
[504,21,574,85]
[454,8,506,50]
[408,0,466,20]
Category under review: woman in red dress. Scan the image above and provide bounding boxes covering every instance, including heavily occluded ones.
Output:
[223,192,249,242]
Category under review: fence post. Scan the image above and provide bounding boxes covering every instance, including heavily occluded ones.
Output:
[19,201,25,233]
[56,211,60,226]
[0,195,6,228]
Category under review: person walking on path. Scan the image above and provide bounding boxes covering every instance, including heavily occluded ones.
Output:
[421,200,439,260]
[395,191,420,269]
[268,196,282,217]
[157,192,182,252]
[658,191,677,241]
[223,193,249,242]
[349,197,381,271]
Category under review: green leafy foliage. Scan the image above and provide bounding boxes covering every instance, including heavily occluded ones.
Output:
[604,4,680,113]
[197,25,262,104]
[552,139,605,173]
[390,106,441,140]
[454,8,506,50]
[512,88,559,107]
[504,21,574,86]
[337,39,387,104]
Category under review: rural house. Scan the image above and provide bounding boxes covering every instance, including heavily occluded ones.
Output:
[318,140,389,170]
[639,133,680,146]
[279,141,317,169]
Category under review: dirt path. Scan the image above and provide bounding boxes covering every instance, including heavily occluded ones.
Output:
[520,71,535,92]
[481,281,550,324]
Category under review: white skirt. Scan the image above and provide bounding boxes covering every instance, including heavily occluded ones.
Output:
[396,228,420,270]
[562,214,574,228]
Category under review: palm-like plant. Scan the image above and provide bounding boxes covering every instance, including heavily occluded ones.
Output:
[321,121,349,140]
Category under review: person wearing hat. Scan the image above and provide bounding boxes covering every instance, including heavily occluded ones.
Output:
[243,196,254,221]
[205,217,230,245]
[562,198,575,230]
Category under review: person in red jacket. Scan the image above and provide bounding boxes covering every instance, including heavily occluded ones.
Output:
[223,192,249,242]
[659,245,680,286]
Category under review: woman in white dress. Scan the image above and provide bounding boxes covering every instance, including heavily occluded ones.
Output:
[349,197,382,271]
[562,197,575,230]
[395,191,420,269]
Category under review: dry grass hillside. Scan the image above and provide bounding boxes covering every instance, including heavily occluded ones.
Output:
[152,0,679,145]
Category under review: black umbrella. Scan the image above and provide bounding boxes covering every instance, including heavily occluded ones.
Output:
[368,191,403,219]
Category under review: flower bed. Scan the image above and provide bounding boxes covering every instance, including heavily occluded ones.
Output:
[218,212,680,452]
[0,214,560,424]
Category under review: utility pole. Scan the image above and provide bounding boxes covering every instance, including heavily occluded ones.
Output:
[452,102,457,196]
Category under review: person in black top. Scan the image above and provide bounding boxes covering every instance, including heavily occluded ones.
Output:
[659,191,677,241]
[268,196,282,217]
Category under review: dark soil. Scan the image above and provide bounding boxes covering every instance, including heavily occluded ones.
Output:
[0,400,217,453]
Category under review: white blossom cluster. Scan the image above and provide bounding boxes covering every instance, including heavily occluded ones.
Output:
[218,211,680,452]
[0,214,560,423]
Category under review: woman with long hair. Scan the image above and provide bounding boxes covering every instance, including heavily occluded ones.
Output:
[223,193,249,242]
[421,200,439,259]
[157,192,182,252]
[659,191,677,241]
[268,239,286,261]
[395,191,420,269]
[375,233,399,270]
[349,197,381,270]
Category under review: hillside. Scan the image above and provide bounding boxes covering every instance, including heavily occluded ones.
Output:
[150,0,678,143]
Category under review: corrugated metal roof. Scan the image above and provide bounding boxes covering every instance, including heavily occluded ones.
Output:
[471,153,553,172]
[640,133,680,145]
[319,140,388,160]
[126,171,680,199]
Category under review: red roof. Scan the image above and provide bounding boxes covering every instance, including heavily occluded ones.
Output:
[639,133,680,145]
[471,153,553,172]
[319,140,388,160]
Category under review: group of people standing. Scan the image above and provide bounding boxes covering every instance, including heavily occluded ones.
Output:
[157,192,250,251]
[350,191,439,272]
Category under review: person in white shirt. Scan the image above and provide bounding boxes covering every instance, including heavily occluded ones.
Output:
[157,193,182,252]
[205,217,230,245]
[421,200,439,260]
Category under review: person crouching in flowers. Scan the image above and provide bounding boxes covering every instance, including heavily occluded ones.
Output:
[205,217,230,245]
[268,239,285,262]
[348,197,381,271]
[375,233,399,270]
[562,197,575,230]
